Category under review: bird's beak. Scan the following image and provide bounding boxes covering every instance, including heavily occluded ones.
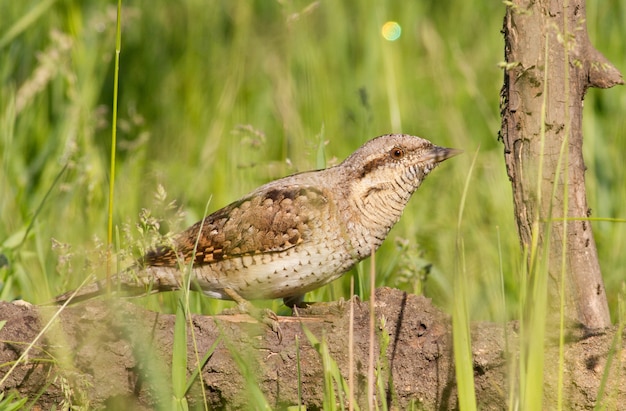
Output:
[429,146,463,163]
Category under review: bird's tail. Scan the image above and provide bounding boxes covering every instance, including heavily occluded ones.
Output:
[53,268,150,305]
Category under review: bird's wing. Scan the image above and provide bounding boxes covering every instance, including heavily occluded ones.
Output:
[142,185,329,267]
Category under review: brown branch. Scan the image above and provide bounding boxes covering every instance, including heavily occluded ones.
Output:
[586,47,623,90]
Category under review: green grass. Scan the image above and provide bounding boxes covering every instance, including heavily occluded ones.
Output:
[452,147,479,411]
[1,0,625,408]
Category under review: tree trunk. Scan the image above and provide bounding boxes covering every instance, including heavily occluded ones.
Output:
[499,0,622,328]
[1,289,624,410]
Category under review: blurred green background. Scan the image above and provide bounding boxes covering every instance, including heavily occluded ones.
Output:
[1,0,624,320]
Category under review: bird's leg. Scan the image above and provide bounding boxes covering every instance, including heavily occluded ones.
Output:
[283,294,313,317]
[283,294,310,316]
[283,294,307,308]
[222,288,282,341]
[285,294,348,317]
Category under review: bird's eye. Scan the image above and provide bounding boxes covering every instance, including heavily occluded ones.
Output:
[390,147,404,159]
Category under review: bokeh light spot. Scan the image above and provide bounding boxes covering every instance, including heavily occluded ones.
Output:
[381,21,401,41]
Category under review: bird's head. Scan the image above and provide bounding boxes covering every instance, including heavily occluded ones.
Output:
[341,134,461,200]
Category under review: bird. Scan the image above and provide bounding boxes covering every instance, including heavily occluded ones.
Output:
[55,134,460,314]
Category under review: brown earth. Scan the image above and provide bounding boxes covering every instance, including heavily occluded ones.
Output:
[0,287,624,409]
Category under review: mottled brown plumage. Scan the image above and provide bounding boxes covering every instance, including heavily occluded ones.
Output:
[144,186,326,268]
[55,134,460,306]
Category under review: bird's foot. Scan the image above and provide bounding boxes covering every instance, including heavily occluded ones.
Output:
[259,308,282,342]
[236,304,282,343]
[223,288,282,342]
[290,298,347,317]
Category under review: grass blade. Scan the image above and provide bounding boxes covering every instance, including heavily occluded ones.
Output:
[452,146,479,411]
[171,299,188,410]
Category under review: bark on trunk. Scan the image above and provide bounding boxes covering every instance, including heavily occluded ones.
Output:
[1,289,624,410]
[499,0,622,328]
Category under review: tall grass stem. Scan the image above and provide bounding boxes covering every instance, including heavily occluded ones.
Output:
[452,147,479,410]
[106,0,123,289]
[368,245,376,410]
